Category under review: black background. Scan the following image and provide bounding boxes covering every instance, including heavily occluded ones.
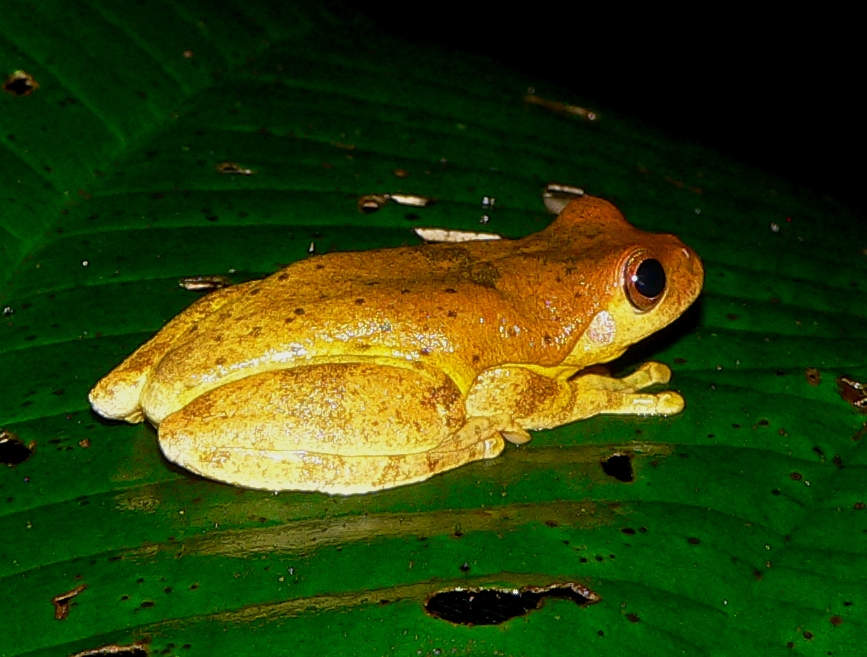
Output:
[353,5,863,217]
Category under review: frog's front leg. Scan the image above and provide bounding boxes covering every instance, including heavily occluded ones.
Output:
[156,362,512,495]
[466,361,684,432]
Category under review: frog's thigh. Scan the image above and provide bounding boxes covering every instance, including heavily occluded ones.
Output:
[158,363,505,494]
[467,362,683,431]
[89,281,257,423]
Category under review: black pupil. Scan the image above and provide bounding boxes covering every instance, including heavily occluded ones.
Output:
[633,259,666,298]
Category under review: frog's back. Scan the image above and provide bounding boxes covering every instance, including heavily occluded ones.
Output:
[139,240,600,423]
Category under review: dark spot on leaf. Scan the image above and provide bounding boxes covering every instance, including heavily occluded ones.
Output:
[444,288,457,294]
[601,453,633,482]
[687,537,701,545]
[459,562,470,572]
[789,472,803,481]
[803,631,813,640]
[294,308,305,315]
[544,520,558,528]
[53,389,65,395]
[830,615,843,626]
[805,367,821,386]
[249,288,260,296]
[772,489,781,495]
[277,273,289,281]
[447,310,457,318]
[626,613,640,623]
[854,502,865,510]
[731,424,740,429]
[425,582,598,626]
[758,419,769,426]
[621,527,636,535]
[355,298,365,305]
[832,454,844,468]
[140,601,155,609]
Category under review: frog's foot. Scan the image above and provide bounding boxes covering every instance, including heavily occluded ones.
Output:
[467,362,684,431]
[568,361,683,418]
[156,364,508,495]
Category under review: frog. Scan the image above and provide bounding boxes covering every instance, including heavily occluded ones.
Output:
[89,196,703,495]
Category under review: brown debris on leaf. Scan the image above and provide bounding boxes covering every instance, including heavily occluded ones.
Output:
[837,375,867,412]
[52,584,87,620]
[179,275,232,291]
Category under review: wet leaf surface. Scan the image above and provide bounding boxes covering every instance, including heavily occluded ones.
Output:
[1,2,865,656]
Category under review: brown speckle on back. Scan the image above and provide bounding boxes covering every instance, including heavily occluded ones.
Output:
[463,262,500,289]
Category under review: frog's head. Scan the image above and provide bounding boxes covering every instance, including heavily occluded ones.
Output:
[549,196,705,368]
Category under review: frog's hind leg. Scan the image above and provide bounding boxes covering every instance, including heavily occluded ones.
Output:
[89,281,258,423]
[157,363,507,495]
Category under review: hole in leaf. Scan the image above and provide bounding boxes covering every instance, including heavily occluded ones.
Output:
[216,161,255,175]
[601,453,633,482]
[3,70,39,96]
[0,430,33,465]
[425,582,599,626]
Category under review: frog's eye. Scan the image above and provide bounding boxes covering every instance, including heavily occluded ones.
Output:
[625,255,666,311]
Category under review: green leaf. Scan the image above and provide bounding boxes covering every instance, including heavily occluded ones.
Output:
[1,2,865,656]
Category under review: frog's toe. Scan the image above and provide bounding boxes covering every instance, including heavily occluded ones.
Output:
[623,361,672,390]
[655,391,685,415]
